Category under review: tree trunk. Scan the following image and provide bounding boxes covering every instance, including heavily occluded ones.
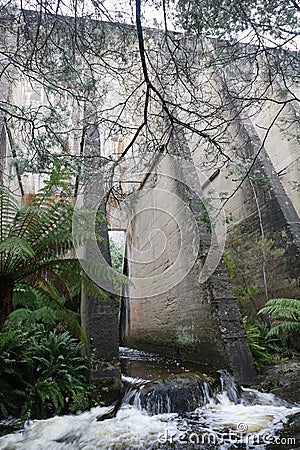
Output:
[0,283,13,331]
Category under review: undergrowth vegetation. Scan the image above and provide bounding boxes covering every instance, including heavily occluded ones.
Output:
[0,318,90,419]
[224,245,300,368]
[0,180,126,421]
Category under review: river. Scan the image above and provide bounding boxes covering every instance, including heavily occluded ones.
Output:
[0,347,299,449]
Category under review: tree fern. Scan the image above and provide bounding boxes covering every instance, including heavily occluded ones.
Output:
[259,298,300,340]
[0,185,128,330]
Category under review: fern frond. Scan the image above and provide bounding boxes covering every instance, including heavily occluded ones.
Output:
[259,298,300,321]
[267,322,300,338]
[72,207,106,248]
[34,200,73,241]
[0,236,35,259]
[11,281,86,344]
[24,268,73,302]
[13,284,43,308]
[81,277,108,301]
[78,259,130,289]
[29,258,129,294]
[32,281,87,345]
[259,298,300,343]
[52,309,86,345]
[4,308,34,326]
[9,204,44,242]
[0,186,19,243]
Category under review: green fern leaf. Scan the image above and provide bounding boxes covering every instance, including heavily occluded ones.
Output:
[0,236,35,258]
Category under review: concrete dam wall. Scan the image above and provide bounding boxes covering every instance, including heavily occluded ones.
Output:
[1,14,299,386]
[121,154,257,385]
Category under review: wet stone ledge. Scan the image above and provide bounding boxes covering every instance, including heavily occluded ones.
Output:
[136,374,219,415]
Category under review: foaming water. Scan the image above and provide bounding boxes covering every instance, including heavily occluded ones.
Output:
[0,405,178,449]
[1,349,299,450]
[1,387,299,450]
[195,390,299,433]
[189,371,300,444]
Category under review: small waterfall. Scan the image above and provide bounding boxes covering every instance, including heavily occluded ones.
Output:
[98,369,292,419]
[96,377,149,421]
[131,370,241,416]
[1,349,300,450]
[218,370,241,405]
[133,376,217,415]
[95,370,243,418]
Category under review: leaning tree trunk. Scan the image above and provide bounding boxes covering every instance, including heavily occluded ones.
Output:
[0,283,13,331]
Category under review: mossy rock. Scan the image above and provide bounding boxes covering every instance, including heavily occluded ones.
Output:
[89,377,122,407]
[0,419,24,438]
[256,358,300,404]
[137,374,218,414]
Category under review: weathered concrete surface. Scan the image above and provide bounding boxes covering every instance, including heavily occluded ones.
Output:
[190,43,300,312]
[253,100,300,217]
[224,114,300,310]
[81,193,121,396]
[81,287,121,381]
[2,17,299,386]
[123,154,257,386]
[188,52,300,311]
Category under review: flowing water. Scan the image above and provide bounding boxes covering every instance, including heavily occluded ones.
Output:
[0,348,299,450]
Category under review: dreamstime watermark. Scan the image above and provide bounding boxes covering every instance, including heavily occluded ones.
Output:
[72,154,227,297]
[157,427,297,447]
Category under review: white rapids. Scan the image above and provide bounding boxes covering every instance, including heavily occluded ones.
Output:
[0,405,178,449]
[1,352,299,450]
[0,387,299,450]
